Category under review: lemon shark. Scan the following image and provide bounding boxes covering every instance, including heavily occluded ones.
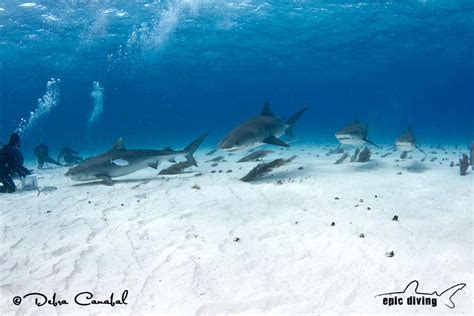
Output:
[65,133,207,185]
[335,120,379,148]
[218,102,308,151]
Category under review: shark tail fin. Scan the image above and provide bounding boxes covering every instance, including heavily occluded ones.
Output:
[183,133,208,167]
[285,106,309,137]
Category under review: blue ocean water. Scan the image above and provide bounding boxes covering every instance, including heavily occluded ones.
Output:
[1,1,473,158]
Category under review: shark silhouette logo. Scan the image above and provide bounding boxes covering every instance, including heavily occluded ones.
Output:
[375,280,466,309]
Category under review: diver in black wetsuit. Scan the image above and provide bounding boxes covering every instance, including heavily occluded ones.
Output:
[0,133,31,193]
[33,142,62,169]
[57,147,83,166]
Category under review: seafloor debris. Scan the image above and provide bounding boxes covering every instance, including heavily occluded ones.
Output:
[357,147,371,162]
[237,150,274,163]
[328,146,345,155]
[470,143,474,166]
[334,152,349,164]
[359,233,365,238]
[459,153,469,176]
[206,148,218,156]
[207,156,224,162]
[240,156,297,182]
[385,251,395,258]
[392,215,399,221]
[158,160,194,175]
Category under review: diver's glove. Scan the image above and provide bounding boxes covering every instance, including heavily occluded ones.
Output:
[17,167,31,177]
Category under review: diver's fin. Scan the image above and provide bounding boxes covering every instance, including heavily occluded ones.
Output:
[416,146,427,156]
[285,106,309,137]
[364,138,380,148]
[263,136,290,147]
[149,161,160,169]
[183,133,208,167]
[168,158,177,163]
[98,175,113,186]
[111,137,126,151]
[261,102,275,116]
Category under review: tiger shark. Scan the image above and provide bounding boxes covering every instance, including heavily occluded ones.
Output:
[65,133,207,185]
[335,120,379,148]
[395,127,426,155]
[218,102,308,151]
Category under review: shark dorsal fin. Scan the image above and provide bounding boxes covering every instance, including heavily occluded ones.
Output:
[408,125,414,132]
[111,137,126,151]
[261,102,274,116]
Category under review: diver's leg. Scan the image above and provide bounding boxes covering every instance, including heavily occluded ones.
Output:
[0,176,16,193]
[38,157,45,169]
[46,156,62,166]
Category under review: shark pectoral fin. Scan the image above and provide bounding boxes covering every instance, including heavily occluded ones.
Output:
[416,146,427,156]
[149,161,160,169]
[168,158,177,163]
[98,175,113,186]
[364,138,380,148]
[263,136,290,147]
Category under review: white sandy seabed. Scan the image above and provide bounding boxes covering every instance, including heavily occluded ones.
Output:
[0,145,472,315]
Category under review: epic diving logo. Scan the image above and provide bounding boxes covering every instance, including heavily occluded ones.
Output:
[375,280,466,309]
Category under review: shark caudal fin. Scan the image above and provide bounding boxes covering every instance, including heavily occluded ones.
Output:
[285,107,309,137]
[183,133,208,167]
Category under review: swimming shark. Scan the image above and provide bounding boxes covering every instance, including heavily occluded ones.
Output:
[335,120,379,148]
[395,127,426,155]
[218,102,308,151]
[65,133,207,185]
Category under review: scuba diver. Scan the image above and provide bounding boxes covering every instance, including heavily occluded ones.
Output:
[0,133,31,193]
[34,142,62,169]
[57,147,83,166]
